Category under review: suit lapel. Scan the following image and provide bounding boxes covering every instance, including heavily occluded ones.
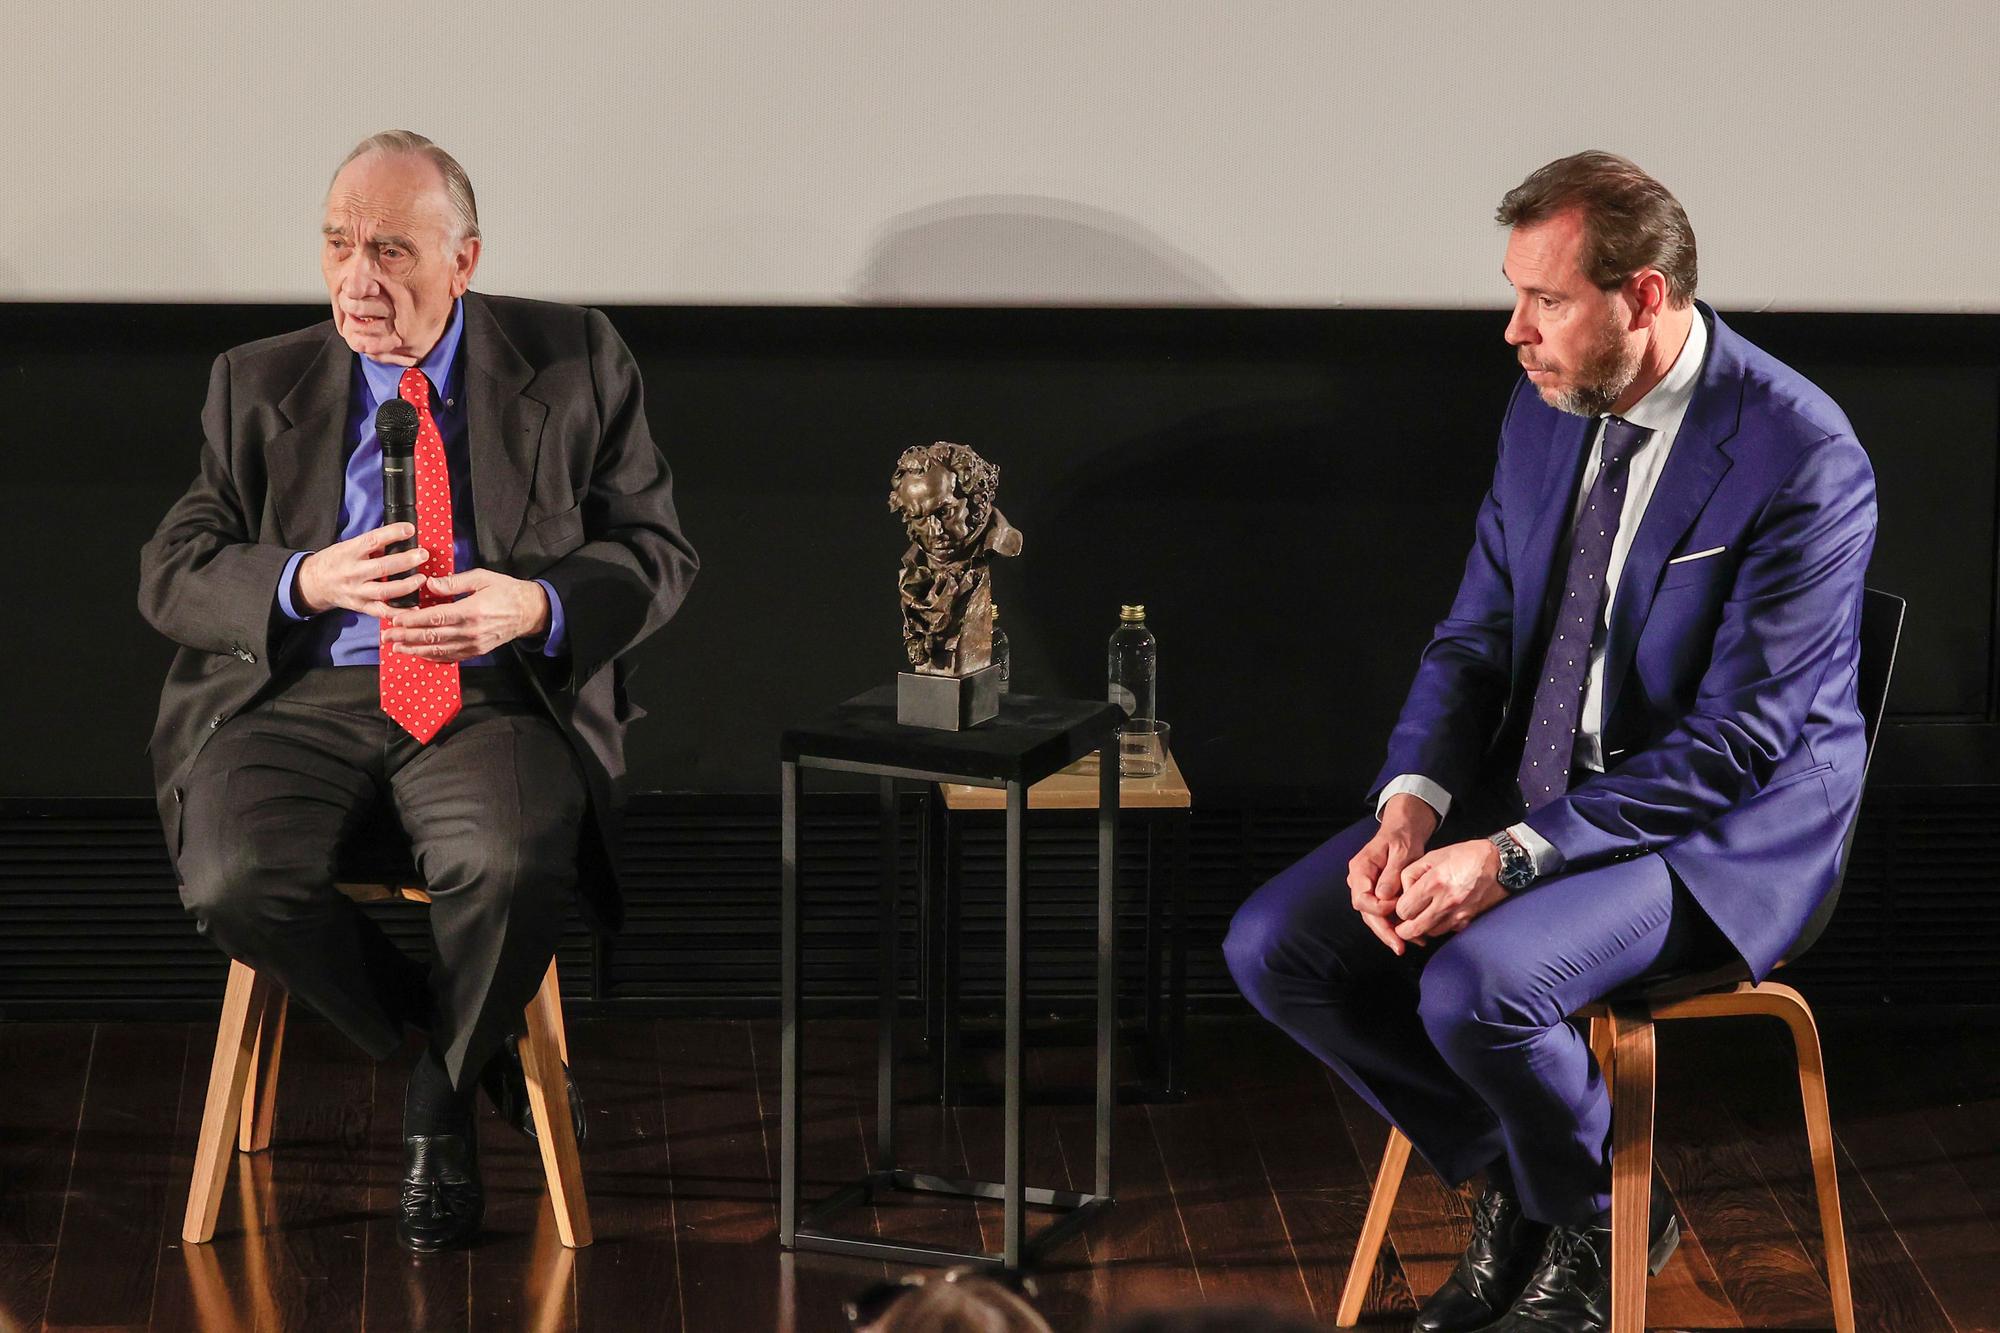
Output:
[460,293,547,560]
[267,328,353,551]
[1510,410,1595,686]
[1599,308,1742,724]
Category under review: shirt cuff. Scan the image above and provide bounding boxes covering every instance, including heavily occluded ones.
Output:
[534,579,568,657]
[276,550,312,621]
[1507,821,1564,877]
[1377,773,1452,825]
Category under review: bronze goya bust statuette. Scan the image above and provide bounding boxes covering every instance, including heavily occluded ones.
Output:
[888,441,1023,675]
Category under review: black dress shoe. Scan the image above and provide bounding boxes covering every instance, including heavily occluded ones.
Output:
[398,1132,484,1253]
[480,1037,587,1145]
[1481,1191,1679,1332]
[1412,1184,1552,1333]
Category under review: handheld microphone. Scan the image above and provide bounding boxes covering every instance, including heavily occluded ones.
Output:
[375,399,422,610]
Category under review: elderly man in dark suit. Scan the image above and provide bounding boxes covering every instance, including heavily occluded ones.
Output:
[139,130,697,1251]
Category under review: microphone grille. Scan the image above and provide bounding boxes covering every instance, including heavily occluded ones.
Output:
[375,398,419,454]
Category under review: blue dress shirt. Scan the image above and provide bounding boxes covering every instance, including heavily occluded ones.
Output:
[276,299,567,666]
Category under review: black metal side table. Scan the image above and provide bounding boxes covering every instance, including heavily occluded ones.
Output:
[779,687,1122,1269]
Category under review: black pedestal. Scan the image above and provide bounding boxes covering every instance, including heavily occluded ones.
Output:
[897,665,1002,730]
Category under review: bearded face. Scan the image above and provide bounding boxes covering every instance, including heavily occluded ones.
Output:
[1503,210,1650,419]
[1522,301,1644,418]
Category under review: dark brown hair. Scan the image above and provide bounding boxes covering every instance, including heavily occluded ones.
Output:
[1496,151,1697,305]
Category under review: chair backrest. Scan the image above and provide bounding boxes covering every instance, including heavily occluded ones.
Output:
[1785,587,1905,962]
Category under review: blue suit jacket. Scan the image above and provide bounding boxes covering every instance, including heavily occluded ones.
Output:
[1369,305,1878,981]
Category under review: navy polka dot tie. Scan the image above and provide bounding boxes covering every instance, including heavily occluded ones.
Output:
[1517,416,1652,811]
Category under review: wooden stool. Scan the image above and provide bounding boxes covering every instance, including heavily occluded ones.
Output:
[1333,979,1855,1332]
[181,881,592,1248]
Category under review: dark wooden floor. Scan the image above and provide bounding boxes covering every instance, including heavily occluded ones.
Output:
[2,1009,1996,1332]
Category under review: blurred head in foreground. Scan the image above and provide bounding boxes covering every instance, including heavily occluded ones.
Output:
[846,1266,1050,1332]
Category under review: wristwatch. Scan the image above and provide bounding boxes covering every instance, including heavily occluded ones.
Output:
[1488,830,1539,892]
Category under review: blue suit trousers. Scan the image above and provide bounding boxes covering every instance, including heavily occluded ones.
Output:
[1224,810,1732,1226]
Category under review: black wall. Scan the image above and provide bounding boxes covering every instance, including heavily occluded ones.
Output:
[5,302,1998,801]
[4,302,1997,1014]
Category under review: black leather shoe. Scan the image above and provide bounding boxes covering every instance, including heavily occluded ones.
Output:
[1412,1183,1552,1332]
[1481,1191,1679,1332]
[397,1133,483,1253]
[480,1037,587,1146]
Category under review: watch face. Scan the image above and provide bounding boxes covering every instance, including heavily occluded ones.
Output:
[1493,838,1533,889]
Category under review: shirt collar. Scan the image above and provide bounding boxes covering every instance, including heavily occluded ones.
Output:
[358,297,464,410]
[1617,305,1707,433]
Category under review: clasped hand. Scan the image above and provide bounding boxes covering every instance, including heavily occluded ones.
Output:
[297,522,550,664]
[1345,794,1509,955]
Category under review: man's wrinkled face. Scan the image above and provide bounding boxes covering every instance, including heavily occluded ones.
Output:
[321,151,479,365]
[895,465,972,559]
[1501,210,1641,417]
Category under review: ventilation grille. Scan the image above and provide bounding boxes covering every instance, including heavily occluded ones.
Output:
[1,789,1993,1017]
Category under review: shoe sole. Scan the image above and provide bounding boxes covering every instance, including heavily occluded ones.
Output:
[514,1088,589,1147]
[397,1222,482,1254]
[1648,1213,1681,1276]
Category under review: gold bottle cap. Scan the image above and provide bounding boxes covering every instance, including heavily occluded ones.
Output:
[991,603,1000,622]
[1120,604,1146,621]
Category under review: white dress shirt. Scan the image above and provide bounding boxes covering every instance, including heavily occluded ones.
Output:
[1378,310,1709,874]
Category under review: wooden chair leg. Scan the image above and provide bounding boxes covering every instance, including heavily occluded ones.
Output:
[1770,985,1857,1333]
[1589,1011,1614,1083]
[547,958,570,1067]
[1335,1128,1412,1326]
[1606,1004,1657,1333]
[1650,981,1858,1333]
[238,991,288,1153]
[520,959,591,1247]
[185,960,275,1244]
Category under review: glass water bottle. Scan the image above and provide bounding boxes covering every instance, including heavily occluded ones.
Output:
[1108,604,1156,721]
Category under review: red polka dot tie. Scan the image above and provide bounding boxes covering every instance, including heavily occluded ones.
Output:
[379,368,462,743]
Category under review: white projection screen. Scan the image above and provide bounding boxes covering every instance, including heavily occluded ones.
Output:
[4,0,1996,310]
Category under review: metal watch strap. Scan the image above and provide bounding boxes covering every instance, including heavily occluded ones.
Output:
[1488,830,1538,891]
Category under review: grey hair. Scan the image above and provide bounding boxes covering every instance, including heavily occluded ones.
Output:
[330,130,481,242]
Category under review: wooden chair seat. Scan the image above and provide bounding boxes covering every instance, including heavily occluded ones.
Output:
[181,880,592,1248]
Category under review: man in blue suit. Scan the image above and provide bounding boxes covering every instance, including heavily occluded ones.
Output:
[1225,152,1876,1333]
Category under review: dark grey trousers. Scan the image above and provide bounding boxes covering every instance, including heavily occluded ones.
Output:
[176,665,586,1089]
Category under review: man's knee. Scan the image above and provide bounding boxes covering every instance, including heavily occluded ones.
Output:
[1222,896,1285,1010]
[178,846,258,933]
[176,743,351,936]
[1226,821,1383,1013]
[1417,929,1570,1061]
[177,837,322,942]
[419,815,579,911]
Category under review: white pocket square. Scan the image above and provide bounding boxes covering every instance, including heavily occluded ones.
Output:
[1667,546,1727,566]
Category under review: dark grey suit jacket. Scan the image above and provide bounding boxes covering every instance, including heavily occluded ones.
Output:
[138,291,699,931]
